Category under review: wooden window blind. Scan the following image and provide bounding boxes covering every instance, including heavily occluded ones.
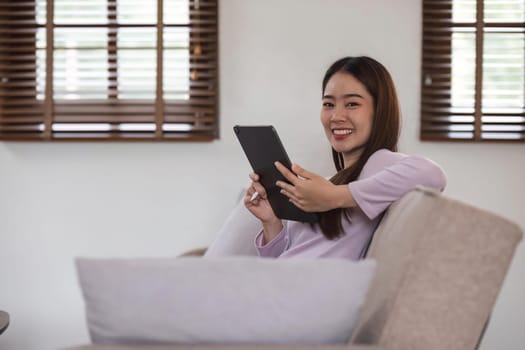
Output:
[421,0,524,142]
[0,0,218,141]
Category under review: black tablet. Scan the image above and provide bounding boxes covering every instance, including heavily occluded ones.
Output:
[234,125,318,223]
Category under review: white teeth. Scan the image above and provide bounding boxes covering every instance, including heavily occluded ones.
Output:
[333,129,352,135]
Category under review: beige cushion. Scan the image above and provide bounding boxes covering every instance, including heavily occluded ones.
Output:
[351,186,523,350]
[204,196,260,257]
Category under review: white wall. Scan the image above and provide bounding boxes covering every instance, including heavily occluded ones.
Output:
[0,1,523,349]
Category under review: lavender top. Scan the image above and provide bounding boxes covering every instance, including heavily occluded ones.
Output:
[255,149,447,259]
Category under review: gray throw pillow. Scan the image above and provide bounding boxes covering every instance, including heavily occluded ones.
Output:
[76,256,376,345]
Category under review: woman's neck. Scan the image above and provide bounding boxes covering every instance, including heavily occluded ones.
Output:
[343,150,363,169]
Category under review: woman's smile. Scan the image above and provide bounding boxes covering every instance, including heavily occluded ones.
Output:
[332,128,353,140]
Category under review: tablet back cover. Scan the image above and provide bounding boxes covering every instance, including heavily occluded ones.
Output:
[234,125,318,223]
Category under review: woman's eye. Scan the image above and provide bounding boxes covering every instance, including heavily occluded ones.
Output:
[322,102,333,108]
[346,102,359,108]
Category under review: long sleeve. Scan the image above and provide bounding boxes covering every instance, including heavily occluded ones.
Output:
[348,149,447,220]
[253,149,447,259]
[255,223,290,257]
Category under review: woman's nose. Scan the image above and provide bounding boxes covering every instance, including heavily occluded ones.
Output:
[330,105,346,122]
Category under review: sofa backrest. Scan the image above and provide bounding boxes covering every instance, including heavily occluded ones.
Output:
[351,186,523,350]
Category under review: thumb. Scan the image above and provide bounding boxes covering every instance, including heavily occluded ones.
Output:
[292,163,314,179]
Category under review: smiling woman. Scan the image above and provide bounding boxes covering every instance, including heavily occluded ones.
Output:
[0,0,218,141]
[241,56,447,257]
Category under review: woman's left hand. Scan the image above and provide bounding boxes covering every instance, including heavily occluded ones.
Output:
[275,162,355,212]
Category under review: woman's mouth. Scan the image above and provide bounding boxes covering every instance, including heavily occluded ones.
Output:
[332,128,353,139]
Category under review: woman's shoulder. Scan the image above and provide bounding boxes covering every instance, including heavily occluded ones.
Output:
[361,149,447,189]
[360,148,407,174]
[366,148,440,168]
[367,148,406,162]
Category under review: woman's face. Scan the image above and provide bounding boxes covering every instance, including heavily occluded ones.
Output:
[320,72,374,167]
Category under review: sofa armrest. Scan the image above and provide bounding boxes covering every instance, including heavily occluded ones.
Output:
[0,310,9,335]
[178,247,207,257]
[351,187,523,350]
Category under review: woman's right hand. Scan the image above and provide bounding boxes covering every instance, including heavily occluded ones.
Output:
[244,173,283,242]
[244,173,277,222]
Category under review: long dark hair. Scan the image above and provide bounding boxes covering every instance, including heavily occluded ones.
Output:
[318,56,400,239]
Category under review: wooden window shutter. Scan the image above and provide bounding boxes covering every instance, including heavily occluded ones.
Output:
[421,0,524,142]
[0,0,218,141]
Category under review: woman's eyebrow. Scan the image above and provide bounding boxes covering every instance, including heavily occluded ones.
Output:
[323,93,364,99]
[343,93,364,99]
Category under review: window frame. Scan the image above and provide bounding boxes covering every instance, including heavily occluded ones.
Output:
[420,0,524,142]
[0,0,219,142]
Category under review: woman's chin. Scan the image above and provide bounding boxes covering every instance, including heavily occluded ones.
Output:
[334,144,366,161]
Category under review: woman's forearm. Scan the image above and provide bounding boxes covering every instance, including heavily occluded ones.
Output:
[333,184,358,209]
[261,219,284,245]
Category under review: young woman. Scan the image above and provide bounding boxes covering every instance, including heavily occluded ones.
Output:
[244,56,446,259]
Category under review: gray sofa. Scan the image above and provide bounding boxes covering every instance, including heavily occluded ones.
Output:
[66,187,523,350]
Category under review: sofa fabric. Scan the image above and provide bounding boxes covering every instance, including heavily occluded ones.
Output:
[351,186,523,350]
